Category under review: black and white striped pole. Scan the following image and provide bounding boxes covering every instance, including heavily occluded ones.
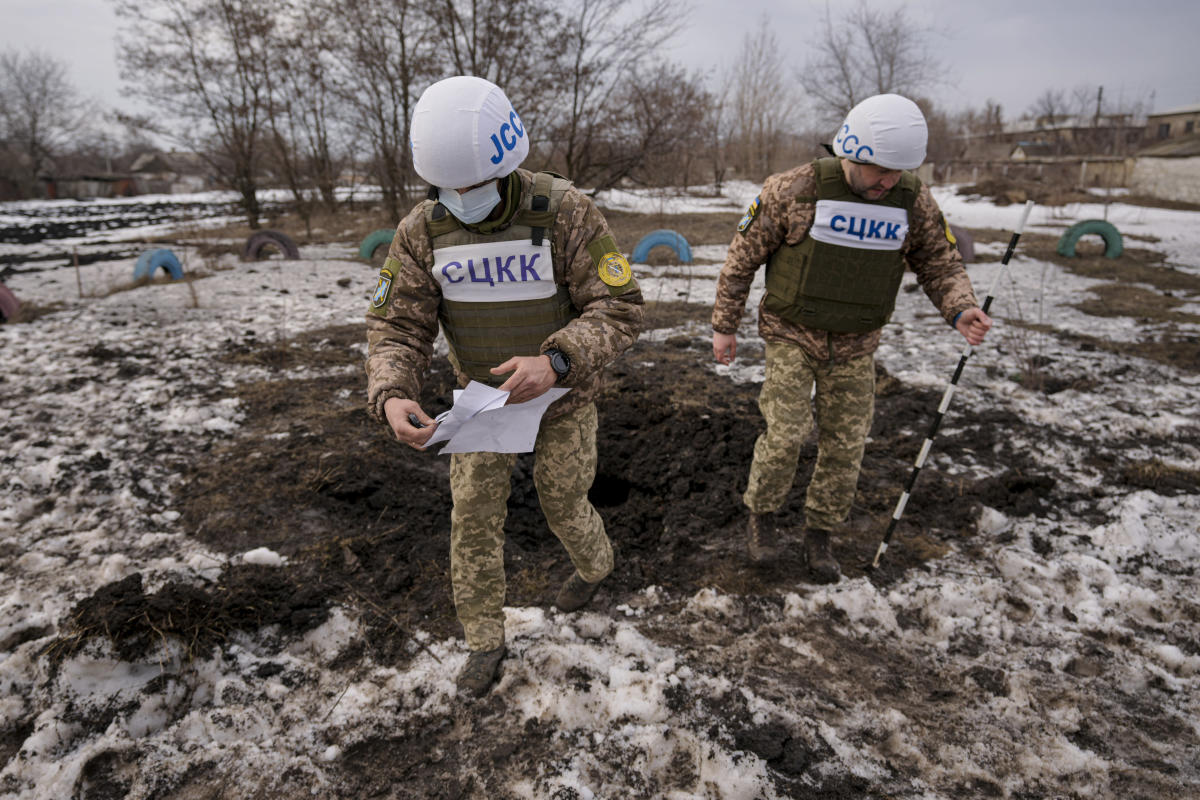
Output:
[867,199,1035,571]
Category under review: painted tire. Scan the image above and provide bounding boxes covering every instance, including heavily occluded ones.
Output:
[1057,219,1123,259]
[133,249,184,281]
[359,229,395,261]
[632,229,693,264]
[243,230,300,260]
[949,224,975,263]
[0,283,20,322]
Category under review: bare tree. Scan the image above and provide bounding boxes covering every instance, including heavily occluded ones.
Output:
[583,62,709,190]
[0,49,95,197]
[266,2,347,235]
[800,0,942,125]
[725,18,799,179]
[1029,88,1069,127]
[113,0,281,227]
[543,0,689,187]
[325,0,436,223]
[425,0,562,130]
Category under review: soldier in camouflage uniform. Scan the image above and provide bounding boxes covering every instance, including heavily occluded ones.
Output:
[365,77,643,696]
[711,94,992,583]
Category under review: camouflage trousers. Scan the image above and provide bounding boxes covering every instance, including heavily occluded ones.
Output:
[743,341,875,531]
[449,402,613,651]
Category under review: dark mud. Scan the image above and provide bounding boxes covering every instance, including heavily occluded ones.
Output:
[57,307,1164,661]
[50,302,1200,798]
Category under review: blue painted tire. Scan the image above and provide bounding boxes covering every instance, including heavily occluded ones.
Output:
[1057,219,1122,259]
[359,229,395,261]
[133,249,184,281]
[632,229,692,264]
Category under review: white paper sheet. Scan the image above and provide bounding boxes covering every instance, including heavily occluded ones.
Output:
[422,380,570,454]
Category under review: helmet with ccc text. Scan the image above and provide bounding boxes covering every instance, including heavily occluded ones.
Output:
[831,94,928,171]
[410,76,529,189]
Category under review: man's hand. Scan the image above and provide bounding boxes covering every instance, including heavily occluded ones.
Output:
[493,355,556,404]
[713,331,737,365]
[384,397,437,449]
[955,307,993,347]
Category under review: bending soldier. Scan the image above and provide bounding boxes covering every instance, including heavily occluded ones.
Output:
[365,76,643,696]
[711,94,992,583]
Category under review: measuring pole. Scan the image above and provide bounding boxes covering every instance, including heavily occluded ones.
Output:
[867,200,1035,571]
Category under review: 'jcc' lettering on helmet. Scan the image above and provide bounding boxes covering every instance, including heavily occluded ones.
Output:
[489,110,527,164]
[836,125,874,161]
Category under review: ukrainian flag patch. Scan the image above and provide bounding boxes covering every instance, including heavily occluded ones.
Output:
[738,195,762,233]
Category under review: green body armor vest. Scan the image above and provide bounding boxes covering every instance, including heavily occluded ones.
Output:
[426,172,579,386]
[763,157,921,334]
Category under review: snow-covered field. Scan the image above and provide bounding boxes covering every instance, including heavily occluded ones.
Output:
[1,184,1199,798]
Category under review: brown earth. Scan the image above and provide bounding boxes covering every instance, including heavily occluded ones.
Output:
[52,288,1200,798]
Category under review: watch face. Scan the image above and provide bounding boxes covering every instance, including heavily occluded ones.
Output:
[549,351,569,376]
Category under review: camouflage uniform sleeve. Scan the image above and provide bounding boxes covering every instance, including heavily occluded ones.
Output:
[905,185,979,325]
[364,206,442,423]
[712,172,794,334]
[540,187,644,387]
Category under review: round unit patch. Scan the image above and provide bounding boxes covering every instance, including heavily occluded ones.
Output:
[597,252,632,287]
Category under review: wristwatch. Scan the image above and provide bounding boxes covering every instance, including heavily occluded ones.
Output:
[543,348,570,381]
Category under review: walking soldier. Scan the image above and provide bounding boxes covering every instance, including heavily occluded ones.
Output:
[711,94,992,582]
[365,76,643,696]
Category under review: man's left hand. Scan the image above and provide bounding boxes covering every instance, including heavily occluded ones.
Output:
[493,355,557,404]
[955,307,993,346]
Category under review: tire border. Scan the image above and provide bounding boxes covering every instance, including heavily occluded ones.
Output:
[1056,219,1123,259]
[631,229,693,264]
[0,283,20,322]
[359,229,395,261]
[243,230,300,261]
[133,249,184,281]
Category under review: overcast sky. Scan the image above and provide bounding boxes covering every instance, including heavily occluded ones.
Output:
[2,0,1197,129]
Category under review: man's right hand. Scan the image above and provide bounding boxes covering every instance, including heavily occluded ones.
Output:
[384,397,437,450]
[713,331,738,365]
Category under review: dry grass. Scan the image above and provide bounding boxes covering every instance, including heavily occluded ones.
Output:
[1120,459,1200,494]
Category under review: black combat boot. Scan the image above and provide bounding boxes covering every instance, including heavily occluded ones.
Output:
[456,645,506,697]
[746,511,782,563]
[804,528,841,584]
[555,570,603,612]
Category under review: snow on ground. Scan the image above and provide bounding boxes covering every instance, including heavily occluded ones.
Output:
[1,186,1199,798]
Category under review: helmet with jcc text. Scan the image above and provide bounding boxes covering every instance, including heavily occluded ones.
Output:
[832,94,927,170]
[411,76,529,188]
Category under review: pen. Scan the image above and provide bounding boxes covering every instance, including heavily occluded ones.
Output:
[407,413,425,429]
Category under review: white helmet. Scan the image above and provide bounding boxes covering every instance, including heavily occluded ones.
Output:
[410,76,529,188]
[832,94,927,170]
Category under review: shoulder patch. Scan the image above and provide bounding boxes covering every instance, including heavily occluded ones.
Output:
[941,213,957,246]
[738,195,762,234]
[370,266,394,313]
[586,233,637,296]
[598,251,632,287]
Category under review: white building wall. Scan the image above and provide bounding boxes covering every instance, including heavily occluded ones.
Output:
[1130,157,1200,204]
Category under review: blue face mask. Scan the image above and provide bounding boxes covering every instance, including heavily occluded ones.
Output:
[439,181,500,224]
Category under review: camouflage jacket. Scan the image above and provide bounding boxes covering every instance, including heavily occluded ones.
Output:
[712,161,979,362]
[366,168,644,423]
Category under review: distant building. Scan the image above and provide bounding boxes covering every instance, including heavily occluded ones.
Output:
[129,151,216,194]
[40,175,137,200]
[1009,141,1057,160]
[1130,132,1200,204]
[1145,104,1200,140]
